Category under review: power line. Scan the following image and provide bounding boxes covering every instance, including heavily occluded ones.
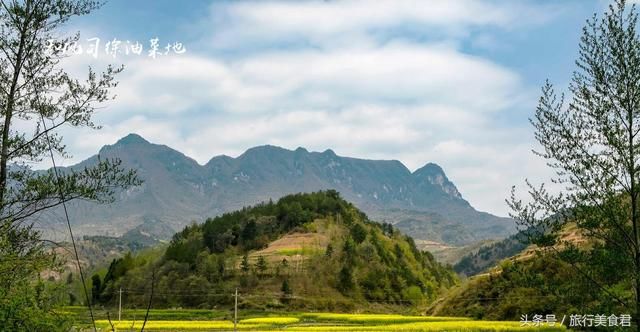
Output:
[100,289,423,304]
[40,115,97,332]
[233,288,238,332]
[118,287,123,322]
[111,289,584,304]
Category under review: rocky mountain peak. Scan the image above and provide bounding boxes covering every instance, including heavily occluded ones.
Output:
[115,133,150,146]
[413,162,463,199]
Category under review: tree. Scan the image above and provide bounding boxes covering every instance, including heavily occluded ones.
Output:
[0,1,137,225]
[280,279,292,304]
[0,0,139,329]
[402,285,424,306]
[394,243,404,262]
[278,258,289,277]
[90,274,101,304]
[343,236,356,261]
[100,252,135,303]
[216,255,226,278]
[241,219,257,244]
[0,223,70,330]
[255,255,268,277]
[350,223,367,244]
[240,254,250,274]
[281,201,306,228]
[508,1,640,328]
[337,265,354,294]
[381,222,394,237]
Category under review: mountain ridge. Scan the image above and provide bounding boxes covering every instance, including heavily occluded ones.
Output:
[45,133,516,247]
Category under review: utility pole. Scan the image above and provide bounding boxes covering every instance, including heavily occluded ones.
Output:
[234,288,238,332]
[118,287,123,321]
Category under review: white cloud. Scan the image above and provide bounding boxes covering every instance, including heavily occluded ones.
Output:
[50,0,565,217]
[207,0,556,50]
[95,43,522,115]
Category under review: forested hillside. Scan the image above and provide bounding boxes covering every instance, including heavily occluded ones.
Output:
[431,223,629,321]
[84,191,457,311]
[432,253,628,321]
[453,232,529,276]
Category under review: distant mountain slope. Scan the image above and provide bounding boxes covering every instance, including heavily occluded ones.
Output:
[48,134,516,246]
[453,232,529,276]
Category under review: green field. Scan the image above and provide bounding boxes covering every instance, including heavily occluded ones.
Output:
[62,307,565,331]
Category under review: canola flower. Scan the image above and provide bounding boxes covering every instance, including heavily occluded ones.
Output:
[94,314,566,331]
[285,321,566,331]
[240,317,300,324]
[302,313,470,324]
[96,320,255,330]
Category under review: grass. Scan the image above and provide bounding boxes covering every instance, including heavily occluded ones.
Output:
[276,248,322,256]
[60,306,230,322]
[300,313,471,324]
[75,309,567,331]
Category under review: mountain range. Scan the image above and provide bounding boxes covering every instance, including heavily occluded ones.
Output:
[46,133,516,246]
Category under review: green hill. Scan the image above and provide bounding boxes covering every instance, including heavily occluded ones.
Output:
[453,231,529,276]
[86,191,457,312]
[430,223,629,321]
[430,254,607,321]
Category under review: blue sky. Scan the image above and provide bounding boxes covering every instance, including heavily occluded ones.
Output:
[56,0,612,216]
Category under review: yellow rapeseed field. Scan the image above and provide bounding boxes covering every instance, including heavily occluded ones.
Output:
[300,313,470,323]
[95,312,566,331]
[240,317,301,324]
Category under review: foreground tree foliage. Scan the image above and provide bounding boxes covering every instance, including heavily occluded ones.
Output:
[0,0,139,330]
[0,224,68,331]
[509,0,640,329]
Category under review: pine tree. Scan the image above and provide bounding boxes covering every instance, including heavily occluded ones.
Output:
[280,279,292,304]
[241,254,250,274]
[255,256,268,277]
[337,265,354,294]
[90,274,101,304]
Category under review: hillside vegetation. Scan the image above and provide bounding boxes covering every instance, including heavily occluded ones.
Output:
[453,232,529,276]
[432,254,607,321]
[431,223,628,321]
[84,191,457,312]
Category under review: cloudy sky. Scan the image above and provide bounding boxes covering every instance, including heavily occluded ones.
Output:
[53,0,609,217]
